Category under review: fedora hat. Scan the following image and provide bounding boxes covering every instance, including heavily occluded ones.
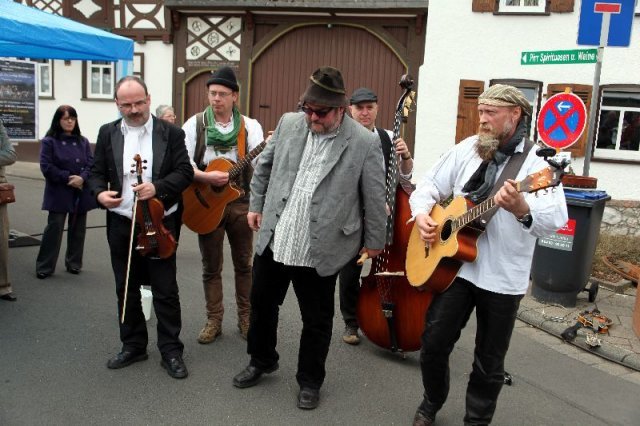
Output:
[300,66,348,108]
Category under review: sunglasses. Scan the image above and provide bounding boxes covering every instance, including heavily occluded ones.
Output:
[301,105,334,118]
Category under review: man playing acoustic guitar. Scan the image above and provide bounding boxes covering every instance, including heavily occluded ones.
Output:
[182,67,264,343]
[409,85,568,426]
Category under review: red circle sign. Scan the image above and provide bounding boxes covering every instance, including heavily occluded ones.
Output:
[537,92,587,150]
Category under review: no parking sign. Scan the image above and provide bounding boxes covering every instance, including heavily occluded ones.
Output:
[537,92,587,150]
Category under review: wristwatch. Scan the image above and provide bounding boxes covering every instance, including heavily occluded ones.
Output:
[516,213,533,228]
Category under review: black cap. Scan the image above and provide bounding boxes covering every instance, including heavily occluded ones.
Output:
[349,87,378,105]
[206,66,239,92]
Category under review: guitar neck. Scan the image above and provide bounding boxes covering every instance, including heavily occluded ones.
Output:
[229,140,267,179]
[453,198,497,232]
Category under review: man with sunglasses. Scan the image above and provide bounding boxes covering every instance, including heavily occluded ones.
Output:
[232,66,387,410]
[182,67,264,344]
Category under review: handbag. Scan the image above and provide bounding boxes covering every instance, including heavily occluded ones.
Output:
[0,182,16,204]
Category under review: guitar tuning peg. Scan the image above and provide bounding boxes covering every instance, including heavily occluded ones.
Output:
[142,159,148,164]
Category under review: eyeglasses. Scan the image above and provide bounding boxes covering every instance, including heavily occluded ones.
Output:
[208,90,233,98]
[301,105,334,118]
[117,99,147,110]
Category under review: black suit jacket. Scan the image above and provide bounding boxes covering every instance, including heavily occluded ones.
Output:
[88,116,193,209]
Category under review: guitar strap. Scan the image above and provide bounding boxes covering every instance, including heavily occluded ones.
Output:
[477,138,534,227]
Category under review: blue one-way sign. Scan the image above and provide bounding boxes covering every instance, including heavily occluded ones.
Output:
[577,0,636,47]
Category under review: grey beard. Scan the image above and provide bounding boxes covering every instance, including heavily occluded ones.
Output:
[476,134,499,161]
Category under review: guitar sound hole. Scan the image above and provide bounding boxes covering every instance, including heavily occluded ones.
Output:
[440,220,452,242]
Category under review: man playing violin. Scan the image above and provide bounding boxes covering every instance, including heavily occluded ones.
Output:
[409,85,567,425]
[88,76,194,379]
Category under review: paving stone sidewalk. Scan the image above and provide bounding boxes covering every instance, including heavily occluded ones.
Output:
[518,282,640,373]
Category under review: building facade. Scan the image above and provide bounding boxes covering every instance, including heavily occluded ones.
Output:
[415,0,640,200]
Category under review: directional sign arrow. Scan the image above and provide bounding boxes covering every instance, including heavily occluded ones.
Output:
[557,101,571,112]
[522,53,527,63]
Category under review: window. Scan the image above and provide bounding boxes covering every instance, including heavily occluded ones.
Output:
[499,0,546,13]
[594,90,640,161]
[133,53,144,80]
[86,61,114,99]
[34,59,53,98]
[490,79,543,141]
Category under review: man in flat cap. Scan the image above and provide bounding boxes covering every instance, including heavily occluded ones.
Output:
[339,87,415,345]
[232,66,386,409]
[409,84,567,425]
[182,66,264,343]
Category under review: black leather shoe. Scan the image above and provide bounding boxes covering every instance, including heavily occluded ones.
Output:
[232,363,279,388]
[413,410,435,426]
[36,272,49,279]
[107,350,148,369]
[66,268,80,275]
[297,387,320,410]
[0,293,17,302]
[161,355,188,379]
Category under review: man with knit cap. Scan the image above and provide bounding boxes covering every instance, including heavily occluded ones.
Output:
[232,66,386,410]
[182,66,264,344]
[409,84,567,425]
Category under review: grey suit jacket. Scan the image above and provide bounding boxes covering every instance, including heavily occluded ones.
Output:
[250,112,387,277]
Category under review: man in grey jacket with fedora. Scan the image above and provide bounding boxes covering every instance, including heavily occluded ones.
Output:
[232,66,387,409]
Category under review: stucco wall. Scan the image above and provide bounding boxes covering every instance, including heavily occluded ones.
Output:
[35,41,173,143]
[415,0,640,201]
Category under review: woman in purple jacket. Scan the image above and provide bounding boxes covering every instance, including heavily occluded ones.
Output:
[36,106,96,279]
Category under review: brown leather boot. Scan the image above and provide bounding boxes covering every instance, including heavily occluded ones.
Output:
[197,320,222,344]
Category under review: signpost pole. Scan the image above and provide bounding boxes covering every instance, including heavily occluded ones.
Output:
[583,13,611,176]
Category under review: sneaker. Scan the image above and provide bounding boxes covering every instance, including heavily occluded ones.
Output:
[342,325,360,345]
[197,320,222,344]
[238,318,250,340]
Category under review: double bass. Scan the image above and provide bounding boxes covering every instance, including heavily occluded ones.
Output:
[356,75,433,353]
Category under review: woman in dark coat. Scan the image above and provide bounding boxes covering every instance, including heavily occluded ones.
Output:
[36,105,96,279]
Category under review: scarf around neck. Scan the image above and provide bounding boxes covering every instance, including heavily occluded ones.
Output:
[205,105,241,150]
[462,120,527,204]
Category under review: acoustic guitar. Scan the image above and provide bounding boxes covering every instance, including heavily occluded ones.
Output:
[182,140,267,234]
[405,166,563,293]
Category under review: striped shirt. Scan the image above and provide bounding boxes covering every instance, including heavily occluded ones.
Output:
[271,130,336,267]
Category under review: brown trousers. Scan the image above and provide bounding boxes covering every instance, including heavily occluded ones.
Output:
[198,200,253,323]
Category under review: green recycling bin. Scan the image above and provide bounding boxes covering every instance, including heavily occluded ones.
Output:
[530,190,610,307]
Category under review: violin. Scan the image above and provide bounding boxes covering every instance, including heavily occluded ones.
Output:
[132,154,177,259]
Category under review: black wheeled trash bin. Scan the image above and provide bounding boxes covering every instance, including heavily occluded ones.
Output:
[530,190,610,307]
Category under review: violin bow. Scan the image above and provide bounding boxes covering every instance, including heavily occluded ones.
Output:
[121,176,140,323]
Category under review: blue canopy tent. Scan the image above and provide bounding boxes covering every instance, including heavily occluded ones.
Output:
[0,0,133,61]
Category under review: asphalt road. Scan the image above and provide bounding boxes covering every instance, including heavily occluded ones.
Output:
[1,175,639,425]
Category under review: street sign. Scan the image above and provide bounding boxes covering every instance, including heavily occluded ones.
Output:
[577,0,636,47]
[537,92,587,150]
[521,49,597,65]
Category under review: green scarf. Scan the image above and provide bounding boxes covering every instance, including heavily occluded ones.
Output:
[205,105,241,150]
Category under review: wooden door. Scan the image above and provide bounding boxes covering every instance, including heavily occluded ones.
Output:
[250,24,406,134]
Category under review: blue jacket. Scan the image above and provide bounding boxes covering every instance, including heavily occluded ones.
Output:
[40,134,97,213]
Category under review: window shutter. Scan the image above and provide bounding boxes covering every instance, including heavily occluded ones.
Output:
[456,80,485,144]
[472,0,497,13]
[550,0,575,13]
[545,84,592,157]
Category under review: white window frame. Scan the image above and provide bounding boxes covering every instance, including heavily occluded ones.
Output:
[499,0,546,13]
[86,60,115,99]
[594,90,640,161]
[34,59,53,98]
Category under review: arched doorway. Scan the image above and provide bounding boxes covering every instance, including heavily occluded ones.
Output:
[249,24,406,133]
